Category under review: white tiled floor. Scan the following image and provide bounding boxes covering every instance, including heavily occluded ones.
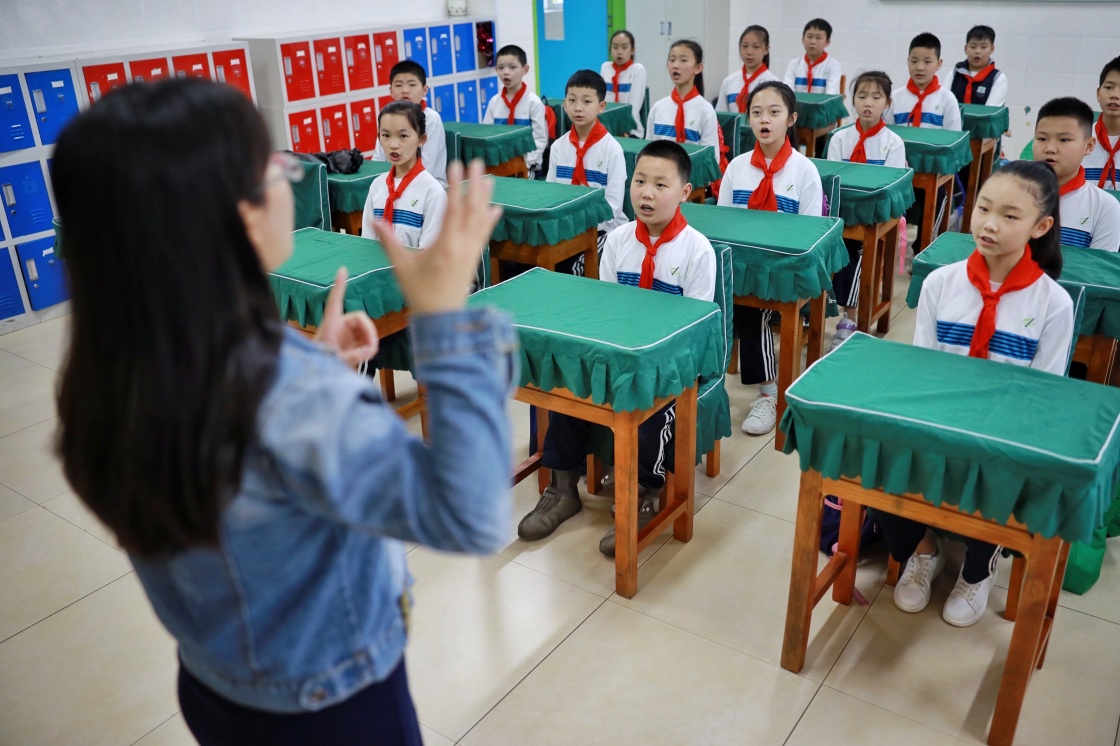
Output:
[2,285,1120,745]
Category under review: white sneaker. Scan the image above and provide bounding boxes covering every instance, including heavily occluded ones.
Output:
[943,570,995,627]
[741,395,777,435]
[893,539,945,613]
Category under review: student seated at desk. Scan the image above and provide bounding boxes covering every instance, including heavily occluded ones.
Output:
[716,25,779,114]
[718,81,823,436]
[1086,55,1120,191]
[646,40,720,151]
[517,141,716,556]
[546,69,628,274]
[888,33,962,132]
[782,18,841,95]
[361,101,447,249]
[883,161,1074,627]
[369,60,447,188]
[1033,96,1120,251]
[950,25,1008,107]
[600,30,647,137]
[483,44,549,176]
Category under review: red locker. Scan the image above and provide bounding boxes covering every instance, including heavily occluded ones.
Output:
[81,62,127,103]
[280,42,315,101]
[313,38,345,96]
[378,94,395,111]
[373,32,400,87]
[172,53,211,80]
[320,104,351,151]
[287,109,322,153]
[212,49,253,99]
[128,57,170,84]
[350,98,379,152]
[344,34,375,91]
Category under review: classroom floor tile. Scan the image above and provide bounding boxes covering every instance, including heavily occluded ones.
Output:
[0,364,58,439]
[132,714,193,746]
[0,314,69,370]
[786,685,963,746]
[0,418,71,503]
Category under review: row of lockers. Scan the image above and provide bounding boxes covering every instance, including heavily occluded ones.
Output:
[0,68,81,154]
[80,47,255,105]
[0,238,66,317]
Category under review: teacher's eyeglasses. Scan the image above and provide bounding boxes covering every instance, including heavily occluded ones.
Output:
[260,152,306,190]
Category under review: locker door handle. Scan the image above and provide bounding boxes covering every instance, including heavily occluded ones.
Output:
[32,89,47,113]
[459,93,465,108]
[659,22,664,35]
[435,97,442,113]
[2,183,14,207]
[323,120,331,138]
[284,57,293,76]
[346,48,355,67]
[668,22,672,36]
[404,42,412,57]
[455,36,461,53]
[216,65,226,83]
[352,114,359,131]
[25,258,38,282]
[291,125,300,145]
[316,52,324,72]
[375,46,383,64]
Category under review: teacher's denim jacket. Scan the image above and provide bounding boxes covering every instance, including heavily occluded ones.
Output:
[132,307,516,713]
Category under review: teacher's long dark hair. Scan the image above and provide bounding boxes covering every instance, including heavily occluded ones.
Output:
[52,79,283,557]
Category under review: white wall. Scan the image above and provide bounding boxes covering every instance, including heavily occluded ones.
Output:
[728,0,1120,159]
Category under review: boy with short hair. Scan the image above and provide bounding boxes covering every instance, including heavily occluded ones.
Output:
[783,19,841,95]
[517,141,716,555]
[370,60,447,187]
[1034,96,1120,251]
[889,33,962,131]
[1086,56,1120,190]
[950,25,1008,107]
[482,45,549,175]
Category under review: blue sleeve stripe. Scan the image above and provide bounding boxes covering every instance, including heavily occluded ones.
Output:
[774,195,801,214]
[732,189,752,205]
[1085,167,1104,181]
[652,123,677,138]
[1060,227,1092,248]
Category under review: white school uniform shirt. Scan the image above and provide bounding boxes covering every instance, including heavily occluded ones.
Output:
[1084,129,1120,190]
[782,55,842,95]
[951,62,1008,107]
[599,221,716,301]
[825,124,908,168]
[887,84,962,131]
[646,94,720,149]
[1058,181,1120,251]
[360,169,447,249]
[599,61,648,137]
[370,107,448,188]
[482,86,549,170]
[717,148,825,216]
[914,260,1075,374]
[715,67,781,113]
[546,130,628,233]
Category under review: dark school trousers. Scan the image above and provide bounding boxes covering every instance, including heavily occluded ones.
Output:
[541,405,676,489]
[872,510,1002,584]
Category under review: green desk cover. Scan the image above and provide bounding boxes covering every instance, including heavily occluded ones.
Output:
[293,160,331,230]
[680,202,847,302]
[717,112,759,159]
[617,137,721,219]
[795,92,849,131]
[828,124,972,175]
[810,158,915,226]
[489,176,613,245]
[468,268,723,412]
[444,122,536,166]
[326,160,391,213]
[547,100,635,138]
[780,333,1120,544]
[960,104,1010,140]
[715,111,743,160]
[1109,190,1119,204]
[907,231,1120,339]
[445,128,462,163]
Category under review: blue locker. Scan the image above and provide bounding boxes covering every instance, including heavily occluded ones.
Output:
[452,23,476,74]
[0,162,54,239]
[402,28,430,73]
[24,69,79,146]
[0,248,26,320]
[479,76,499,118]
[0,75,35,153]
[16,235,67,310]
[428,25,454,77]
[457,80,479,123]
[432,84,457,122]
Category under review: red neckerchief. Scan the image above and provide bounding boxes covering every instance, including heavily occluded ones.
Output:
[419,99,427,110]
[737,65,768,113]
[746,138,794,212]
[804,52,828,92]
[611,60,634,103]
[671,85,700,143]
[850,118,886,164]
[1060,166,1087,197]
[568,121,609,186]
[1095,115,1119,189]
[906,76,941,126]
[382,158,425,225]
[635,207,688,289]
[965,246,1044,359]
[501,83,527,125]
[961,62,995,104]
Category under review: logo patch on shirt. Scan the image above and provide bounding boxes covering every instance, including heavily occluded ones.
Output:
[977,85,987,95]
[671,267,680,275]
[786,184,794,191]
[596,160,604,168]
[411,199,419,206]
[1023,317,1036,328]
[1082,217,1090,225]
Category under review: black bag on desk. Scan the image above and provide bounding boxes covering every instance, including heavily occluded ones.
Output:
[292,148,364,174]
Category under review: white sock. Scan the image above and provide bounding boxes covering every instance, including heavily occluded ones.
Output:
[759,382,777,398]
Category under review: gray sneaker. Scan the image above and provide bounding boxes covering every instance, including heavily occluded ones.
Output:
[599,488,660,557]
[517,470,582,541]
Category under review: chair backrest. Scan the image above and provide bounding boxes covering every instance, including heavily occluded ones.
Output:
[640,87,651,131]
[820,172,841,218]
[695,241,734,457]
[716,111,742,161]
[1063,284,1087,377]
[292,160,330,230]
[445,128,463,165]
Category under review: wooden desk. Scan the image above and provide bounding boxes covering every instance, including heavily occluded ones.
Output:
[445,122,536,179]
[959,105,1010,232]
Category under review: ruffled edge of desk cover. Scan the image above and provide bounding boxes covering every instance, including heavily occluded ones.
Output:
[960,105,1010,140]
[270,268,405,328]
[836,171,916,225]
[797,94,849,130]
[729,222,849,302]
[490,188,614,245]
[459,125,537,165]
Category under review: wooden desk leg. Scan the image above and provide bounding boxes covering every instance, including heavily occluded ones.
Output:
[917,176,936,253]
[586,456,603,495]
[379,368,397,402]
[877,222,899,334]
[832,498,862,605]
[855,224,877,334]
[583,228,600,280]
[536,406,551,494]
[614,410,641,599]
[490,255,502,285]
[806,295,826,369]
[774,301,802,452]
[705,441,720,478]
[673,384,697,543]
[1036,541,1070,670]
[781,468,825,672]
[1005,555,1025,622]
[938,177,953,236]
[962,139,983,233]
[1086,336,1118,385]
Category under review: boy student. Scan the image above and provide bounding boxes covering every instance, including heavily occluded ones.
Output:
[1034,96,1120,251]
[889,33,962,132]
[517,141,716,556]
[950,25,1007,107]
[483,45,549,175]
[783,19,841,95]
[370,60,447,187]
[1086,56,1120,190]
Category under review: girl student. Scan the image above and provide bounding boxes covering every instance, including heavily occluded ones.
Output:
[361,100,447,249]
[52,78,513,744]
[600,29,647,137]
[646,39,720,151]
[716,25,780,114]
[718,81,823,436]
[825,70,908,350]
[883,160,1074,628]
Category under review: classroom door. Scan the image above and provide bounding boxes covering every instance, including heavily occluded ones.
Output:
[534,0,608,100]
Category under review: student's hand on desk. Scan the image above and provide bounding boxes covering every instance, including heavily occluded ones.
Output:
[376,160,502,314]
[315,267,379,367]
